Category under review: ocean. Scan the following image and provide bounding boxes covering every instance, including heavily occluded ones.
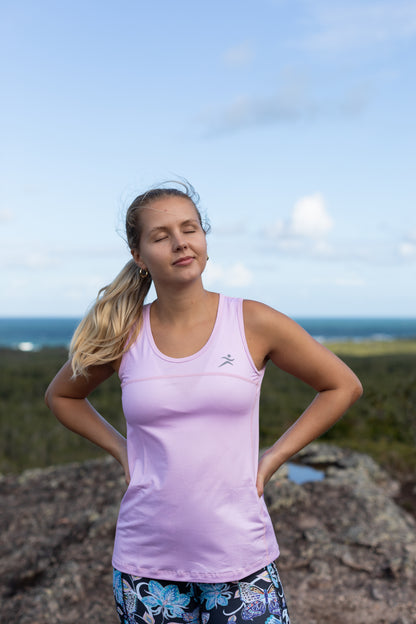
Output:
[0,316,415,351]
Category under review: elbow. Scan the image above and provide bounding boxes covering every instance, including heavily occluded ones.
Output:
[44,385,53,410]
[44,382,59,412]
[44,389,65,425]
[43,387,51,409]
[349,376,363,405]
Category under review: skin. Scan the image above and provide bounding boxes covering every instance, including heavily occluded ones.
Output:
[45,196,363,496]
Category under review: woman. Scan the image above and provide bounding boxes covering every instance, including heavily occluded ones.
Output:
[45,183,362,624]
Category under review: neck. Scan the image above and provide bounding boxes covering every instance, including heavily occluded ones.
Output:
[152,281,214,325]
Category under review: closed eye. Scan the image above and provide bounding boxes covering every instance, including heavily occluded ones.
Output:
[151,223,199,242]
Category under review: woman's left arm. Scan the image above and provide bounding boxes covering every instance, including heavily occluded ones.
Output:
[243,300,363,496]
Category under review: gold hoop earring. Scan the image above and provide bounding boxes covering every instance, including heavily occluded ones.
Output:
[139,267,149,278]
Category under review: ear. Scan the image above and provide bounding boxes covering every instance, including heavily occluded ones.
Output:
[131,249,147,271]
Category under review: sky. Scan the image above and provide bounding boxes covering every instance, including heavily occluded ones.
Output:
[1,0,415,318]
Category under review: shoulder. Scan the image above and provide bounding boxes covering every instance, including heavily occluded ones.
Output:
[242,299,296,337]
[242,300,360,394]
[242,299,321,362]
[241,299,303,368]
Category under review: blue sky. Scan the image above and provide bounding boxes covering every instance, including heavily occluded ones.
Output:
[1,0,415,317]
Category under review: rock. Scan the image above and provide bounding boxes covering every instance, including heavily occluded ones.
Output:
[268,443,416,624]
[0,457,123,623]
[369,583,384,601]
[1,445,415,624]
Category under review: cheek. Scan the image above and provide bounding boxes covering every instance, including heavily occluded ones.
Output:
[145,250,165,271]
[197,234,208,253]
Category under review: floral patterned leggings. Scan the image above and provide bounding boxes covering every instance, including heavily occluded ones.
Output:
[113,562,290,624]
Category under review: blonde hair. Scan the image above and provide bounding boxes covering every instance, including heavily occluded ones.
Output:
[70,182,205,377]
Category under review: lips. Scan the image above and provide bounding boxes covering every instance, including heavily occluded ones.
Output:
[173,256,194,266]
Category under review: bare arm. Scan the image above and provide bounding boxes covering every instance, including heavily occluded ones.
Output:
[243,300,363,496]
[45,360,130,482]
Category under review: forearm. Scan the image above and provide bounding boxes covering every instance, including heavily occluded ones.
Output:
[47,395,127,465]
[268,388,356,465]
[257,383,362,494]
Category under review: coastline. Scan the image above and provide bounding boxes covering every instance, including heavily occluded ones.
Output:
[3,337,416,356]
[326,338,416,356]
[1,316,416,353]
[0,340,415,482]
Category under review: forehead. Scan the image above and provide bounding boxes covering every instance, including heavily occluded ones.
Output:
[140,196,199,228]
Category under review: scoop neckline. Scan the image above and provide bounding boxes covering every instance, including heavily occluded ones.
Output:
[144,293,223,362]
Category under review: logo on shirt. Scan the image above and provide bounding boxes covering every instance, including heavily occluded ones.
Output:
[219,354,235,367]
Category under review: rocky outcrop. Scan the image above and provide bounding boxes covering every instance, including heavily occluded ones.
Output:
[1,444,415,624]
[0,458,121,623]
[267,444,416,623]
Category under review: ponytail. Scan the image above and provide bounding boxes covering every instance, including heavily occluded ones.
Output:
[69,181,204,377]
[69,260,151,377]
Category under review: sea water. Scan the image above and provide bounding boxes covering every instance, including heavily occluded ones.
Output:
[0,318,79,351]
[0,316,415,351]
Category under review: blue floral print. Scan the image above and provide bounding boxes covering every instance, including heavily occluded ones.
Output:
[113,568,124,608]
[141,580,191,619]
[183,606,202,624]
[113,563,290,624]
[198,583,233,610]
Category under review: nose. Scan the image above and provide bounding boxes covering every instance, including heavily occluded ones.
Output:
[172,233,188,251]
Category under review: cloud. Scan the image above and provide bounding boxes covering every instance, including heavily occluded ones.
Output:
[312,239,334,257]
[334,275,365,287]
[212,221,246,236]
[199,82,369,135]
[262,214,407,266]
[290,193,333,238]
[200,89,311,136]
[204,261,254,287]
[63,274,112,302]
[2,243,123,266]
[302,0,416,52]
[266,193,334,245]
[308,273,366,287]
[0,249,58,270]
[223,42,255,68]
[398,229,416,259]
[0,209,13,223]
[398,242,416,258]
[259,194,402,266]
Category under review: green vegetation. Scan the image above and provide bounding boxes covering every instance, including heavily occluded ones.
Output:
[0,348,125,474]
[325,339,416,356]
[1,341,415,479]
[260,347,416,478]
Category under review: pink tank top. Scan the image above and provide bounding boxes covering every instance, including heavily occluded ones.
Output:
[112,294,279,582]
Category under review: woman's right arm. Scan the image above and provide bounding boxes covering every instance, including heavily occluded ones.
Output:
[45,360,130,482]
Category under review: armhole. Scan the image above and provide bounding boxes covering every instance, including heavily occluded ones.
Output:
[236,298,265,376]
[118,347,129,381]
